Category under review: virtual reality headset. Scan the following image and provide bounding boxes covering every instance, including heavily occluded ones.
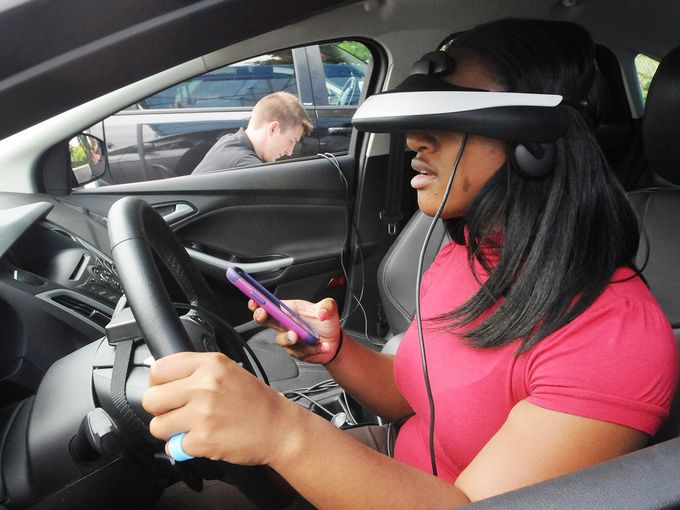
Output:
[351,51,569,143]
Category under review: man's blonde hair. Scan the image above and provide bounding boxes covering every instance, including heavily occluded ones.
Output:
[249,91,313,134]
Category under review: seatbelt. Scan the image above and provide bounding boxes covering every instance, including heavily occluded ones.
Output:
[376,133,407,337]
[379,133,407,237]
[621,119,650,190]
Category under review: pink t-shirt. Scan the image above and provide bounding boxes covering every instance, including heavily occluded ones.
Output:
[393,241,678,483]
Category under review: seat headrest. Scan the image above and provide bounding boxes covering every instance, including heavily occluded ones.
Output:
[643,46,680,186]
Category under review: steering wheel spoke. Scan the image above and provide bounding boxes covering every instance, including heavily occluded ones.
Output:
[339,75,359,105]
[107,196,251,367]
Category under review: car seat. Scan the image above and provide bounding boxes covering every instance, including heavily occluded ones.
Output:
[375,211,449,354]
[627,44,680,443]
[593,44,641,188]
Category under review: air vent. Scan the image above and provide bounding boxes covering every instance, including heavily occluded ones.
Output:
[52,295,112,327]
[69,254,87,280]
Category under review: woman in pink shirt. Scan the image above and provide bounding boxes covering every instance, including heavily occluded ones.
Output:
[144,19,678,509]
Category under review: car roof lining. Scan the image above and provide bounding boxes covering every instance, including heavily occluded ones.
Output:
[0,0,355,140]
[3,0,680,141]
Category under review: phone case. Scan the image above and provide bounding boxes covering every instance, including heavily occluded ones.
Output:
[226,266,320,345]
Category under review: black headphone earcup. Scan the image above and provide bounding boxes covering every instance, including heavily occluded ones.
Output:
[510,142,556,178]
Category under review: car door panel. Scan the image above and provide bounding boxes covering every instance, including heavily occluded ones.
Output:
[66,155,353,326]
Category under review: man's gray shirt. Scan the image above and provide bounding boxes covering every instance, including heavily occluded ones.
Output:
[191,128,262,175]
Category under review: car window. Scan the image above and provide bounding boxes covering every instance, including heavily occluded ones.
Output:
[77,41,373,188]
[140,50,297,109]
[319,42,369,106]
[634,53,659,102]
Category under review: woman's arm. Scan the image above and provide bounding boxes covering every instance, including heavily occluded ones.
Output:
[455,400,647,500]
[252,297,412,421]
[143,352,647,510]
[273,399,647,509]
[324,333,412,421]
[143,352,468,509]
[271,401,469,509]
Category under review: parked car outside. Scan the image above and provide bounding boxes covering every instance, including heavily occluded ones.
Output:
[87,42,370,185]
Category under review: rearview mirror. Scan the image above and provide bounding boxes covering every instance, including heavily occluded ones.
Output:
[69,134,106,186]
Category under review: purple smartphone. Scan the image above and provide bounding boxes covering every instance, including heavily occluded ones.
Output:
[226,266,320,345]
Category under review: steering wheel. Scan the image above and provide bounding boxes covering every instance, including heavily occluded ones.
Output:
[107,196,249,363]
[338,75,358,105]
[106,197,294,505]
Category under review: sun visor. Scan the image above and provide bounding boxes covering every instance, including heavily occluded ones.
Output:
[352,74,569,142]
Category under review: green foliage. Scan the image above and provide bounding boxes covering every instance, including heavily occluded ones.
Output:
[337,41,370,63]
[635,54,660,102]
[70,144,88,166]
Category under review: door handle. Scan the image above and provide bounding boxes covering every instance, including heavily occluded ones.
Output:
[328,126,352,135]
[155,203,196,224]
[185,248,293,275]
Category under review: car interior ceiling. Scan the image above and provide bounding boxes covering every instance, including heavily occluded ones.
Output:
[0,0,356,141]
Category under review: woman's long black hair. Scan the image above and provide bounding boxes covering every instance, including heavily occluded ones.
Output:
[438,19,640,353]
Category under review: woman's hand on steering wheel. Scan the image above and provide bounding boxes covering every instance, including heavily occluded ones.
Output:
[143,351,304,466]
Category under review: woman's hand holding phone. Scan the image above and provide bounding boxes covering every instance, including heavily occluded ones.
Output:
[226,266,342,364]
[250,297,343,365]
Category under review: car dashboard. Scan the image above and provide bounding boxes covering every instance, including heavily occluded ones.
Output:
[0,200,121,409]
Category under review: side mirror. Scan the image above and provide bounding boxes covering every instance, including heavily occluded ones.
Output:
[69,134,107,186]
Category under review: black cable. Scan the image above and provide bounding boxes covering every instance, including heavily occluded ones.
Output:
[341,388,358,425]
[170,301,270,386]
[415,134,468,477]
[284,377,358,425]
[285,378,339,395]
[283,391,339,418]
[317,153,372,339]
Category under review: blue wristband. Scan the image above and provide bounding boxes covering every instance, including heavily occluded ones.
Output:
[167,432,194,462]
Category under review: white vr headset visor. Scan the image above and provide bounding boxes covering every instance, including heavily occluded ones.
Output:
[352,74,569,142]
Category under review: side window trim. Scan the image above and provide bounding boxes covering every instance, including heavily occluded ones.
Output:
[76,41,374,188]
[292,46,315,106]
[305,45,332,107]
[612,47,646,118]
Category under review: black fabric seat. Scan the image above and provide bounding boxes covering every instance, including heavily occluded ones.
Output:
[376,211,449,354]
[628,45,680,443]
[593,44,639,186]
[629,45,680,345]
[377,211,448,337]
